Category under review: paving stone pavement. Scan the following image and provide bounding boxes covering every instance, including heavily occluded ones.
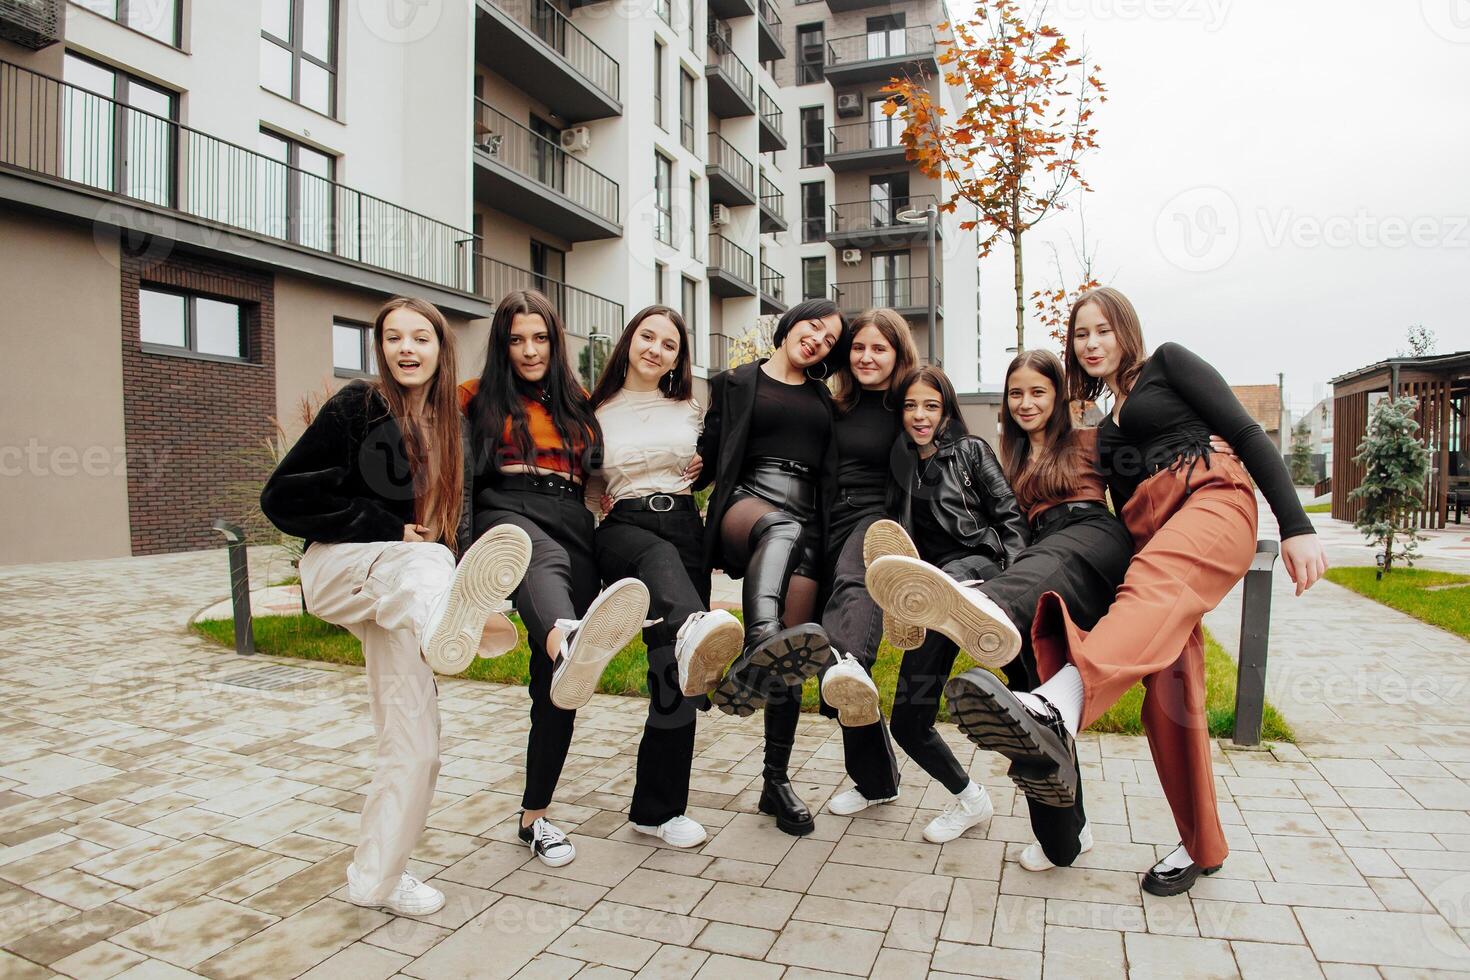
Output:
[2,541,1470,979]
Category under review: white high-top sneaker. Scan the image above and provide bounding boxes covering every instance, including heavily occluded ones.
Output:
[827,787,900,816]
[631,814,708,848]
[1020,823,1094,872]
[347,865,446,916]
[674,609,743,696]
[862,519,926,650]
[866,555,1022,668]
[922,783,994,843]
[820,651,881,727]
[421,524,532,675]
[548,578,651,710]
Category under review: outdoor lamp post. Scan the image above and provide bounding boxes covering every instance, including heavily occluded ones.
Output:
[587,332,611,389]
[896,204,939,366]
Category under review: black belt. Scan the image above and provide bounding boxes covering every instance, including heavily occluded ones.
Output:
[494,473,582,496]
[747,456,815,477]
[1031,500,1110,536]
[836,488,886,509]
[611,493,696,514]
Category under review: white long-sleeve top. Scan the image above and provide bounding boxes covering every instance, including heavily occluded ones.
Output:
[586,388,704,511]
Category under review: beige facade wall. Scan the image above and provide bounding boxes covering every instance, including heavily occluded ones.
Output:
[0,209,132,563]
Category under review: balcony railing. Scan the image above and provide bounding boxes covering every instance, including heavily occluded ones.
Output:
[475,99,619,226]
[758,88,783,134]
[828,118,906,156]
[758,0,782,28]
[707,31,754,103]
[832,276,940,311]
[477,253,623,339]
[828,194,937,235]
[481,0,620,103]
[708,131,755,196]
[709,232,755,285]
[760,262,785,303]
[826,26,936,68]
[759,171,785,220]
[0,60,475,290]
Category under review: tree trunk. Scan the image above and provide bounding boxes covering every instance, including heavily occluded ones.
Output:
[1384,525,1395,573]
[1012,225,1025,353]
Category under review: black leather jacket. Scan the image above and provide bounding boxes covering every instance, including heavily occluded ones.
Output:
[889,428,1030,569]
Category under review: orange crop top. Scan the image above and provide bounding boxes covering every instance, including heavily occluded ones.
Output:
[458,378,586,482]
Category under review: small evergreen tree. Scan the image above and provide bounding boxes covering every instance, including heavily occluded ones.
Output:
[1288,418,1315,486]
[1349,395,1432,573]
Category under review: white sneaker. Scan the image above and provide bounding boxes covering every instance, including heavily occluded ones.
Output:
[422,524,533,675]
[1020,823,1094,872]
[827,787,899,816]
[821,651,881,727]
[923,785,995,843]
[866,555,1022,668]
[549,578,651,710]
[631,814,708,848]
[675,609,743,696]
[862,519,926,650]
[519,816,576,867]
[346,865,446,916]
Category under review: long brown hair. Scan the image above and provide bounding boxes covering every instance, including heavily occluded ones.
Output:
[832,308,919,413]
[1001,350,1084,511]
[1064,286,1148,404]
[588,305,694,409]
[370,296,463,550]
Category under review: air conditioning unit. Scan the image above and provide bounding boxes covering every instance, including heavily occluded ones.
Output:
[477,131,503,155]
[711,203,732,228]
[559,126,591,153]
[710,17,731,43]
[836,92,863,118]
[840,248,862,265]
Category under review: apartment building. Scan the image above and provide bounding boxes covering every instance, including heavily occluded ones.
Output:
[0,0,976,563]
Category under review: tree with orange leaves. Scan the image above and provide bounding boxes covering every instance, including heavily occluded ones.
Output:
[884,0,1105,354]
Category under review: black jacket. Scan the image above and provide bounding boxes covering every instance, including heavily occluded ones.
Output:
[695,359,839,572]
[261,381,473,552]
[890,426,1030,569]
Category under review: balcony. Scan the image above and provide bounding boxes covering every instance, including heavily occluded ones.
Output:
[758,171,787,233]
[757,0,785,61]
[757,88,785,152]
[827,195,940,248]
[832,276,942,318]
[0,60,479,304]
[706,32,756,118]
[825,26,938,86]
[823,0,890,12]
[1,0,62,49]
[826,118,909,171]
[476,254,623,339]
[709,0,755,20]
[474,0,621,122]
[473,99,621,241]
[760,262,787,314]
[706,132,756,208]
[709,233,757,297]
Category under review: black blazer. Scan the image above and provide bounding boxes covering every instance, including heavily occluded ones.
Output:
[695,359,839,573]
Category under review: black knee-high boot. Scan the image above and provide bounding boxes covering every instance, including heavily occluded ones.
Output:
[758,692,813,836]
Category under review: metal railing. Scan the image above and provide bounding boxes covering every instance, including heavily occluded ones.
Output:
[707,131,754,196]
[706,31,754,104]
[826,25,936,67]
[758,88,783,136]
[474,99,619,226]
[757,0,782,29]
[828,117,906,156]
[760,262,785,303]
[709,232,754,286]
[758,171,785,220]
[832,276,940,310]
[476,253,623,339]
[480,0,620,103]
[828,193,937,235]
[0,60,476,290]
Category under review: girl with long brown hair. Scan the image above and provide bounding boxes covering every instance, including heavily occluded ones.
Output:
[262,296,533,916]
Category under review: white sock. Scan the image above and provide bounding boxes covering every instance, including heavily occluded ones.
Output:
[1030,665,1084,737]
[1157,843,1194,871]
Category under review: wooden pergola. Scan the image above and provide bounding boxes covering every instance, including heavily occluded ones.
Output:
[1331,351,1470,528]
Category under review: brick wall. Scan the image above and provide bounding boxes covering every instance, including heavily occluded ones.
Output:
[120,250,276,555]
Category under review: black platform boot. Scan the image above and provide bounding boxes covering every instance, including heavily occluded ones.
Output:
[757,701,814,836]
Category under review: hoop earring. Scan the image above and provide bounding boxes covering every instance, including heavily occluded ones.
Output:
[662,370,676,393]
[805,362,830,381]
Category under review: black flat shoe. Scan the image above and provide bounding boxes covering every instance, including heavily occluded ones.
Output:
[709,625,830,717]
[944,668,1078,808]
[758,777,815,836]
[1142,852,1222,897]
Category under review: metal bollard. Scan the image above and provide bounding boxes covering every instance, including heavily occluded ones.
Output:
[1232,538,1278,746]
[212,519,256,656]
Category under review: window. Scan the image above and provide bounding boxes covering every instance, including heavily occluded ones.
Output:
[800,106,824,167]
[655,0,672,28]
[679,69,696,152]
[75,0,181,46]
[529,115,565,192]
[655,261,667,305]
[869,97,901,149]
[802,256,826,301]
[333,320,375,375]
[686,0,695,49]
[869,173,910,226]
[531,240,567,311]
[654,152,673,245]
[796,23,824,84]
[682,276,699,363]
[261,0,338,116]
[688,176,699,255]
[801,180,826,243]
[258,130,335,252]
[872,250,912,306]
[866,13,906,59]
[62,53,177,207]
[140,288,246,359]
[654,40,666,130]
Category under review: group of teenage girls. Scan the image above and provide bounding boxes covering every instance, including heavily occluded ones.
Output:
[261,284,1327,917]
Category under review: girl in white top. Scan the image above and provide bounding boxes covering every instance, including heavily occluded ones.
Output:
[585,305,743,848]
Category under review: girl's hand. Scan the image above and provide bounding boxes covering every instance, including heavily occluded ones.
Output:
[683,455,704,482]
[403,524,433,542]
[600,494,614,518]
[1280,533,1328,596]
[1208,434,1238,460]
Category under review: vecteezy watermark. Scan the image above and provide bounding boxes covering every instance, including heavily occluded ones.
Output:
[1258,209,1470,250]
[1421,0,1470,43]
[1054,0,1231,31]
[1154,186,1241,273]
[1418,872,1470,963]
[357,0,445,44]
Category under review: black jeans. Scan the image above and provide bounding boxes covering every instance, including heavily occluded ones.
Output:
[475,481,600,812]
[819,505,900,800]
[595,504,708,826]
[889,552,1002,794]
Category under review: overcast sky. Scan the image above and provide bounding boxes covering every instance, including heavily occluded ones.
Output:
[951,0,1470,415]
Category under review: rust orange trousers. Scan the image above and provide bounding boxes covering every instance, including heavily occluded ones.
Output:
[1032,454,1258,869]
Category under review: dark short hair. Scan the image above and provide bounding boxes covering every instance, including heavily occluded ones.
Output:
[771,298,848,372]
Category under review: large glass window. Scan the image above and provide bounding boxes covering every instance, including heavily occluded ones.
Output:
[257,130,335,252]
[63,53,177,206]
[654,40,666,130]
[869,97,901,149]
[801,180,826,243]
[872,250,912,307]
[800,106,824,167]
[333,320,375,374]
[682,276,699,363]
[140,287,246,359]
[802,256,826,301]
[75,0,181,46]
[655,260,667,305]
[688,176,699,255]
[796,23,824,84]
[679,69,696,152]
[261,0,339,116]
[869,173,910,226]
[655,153,674,245]
[530,239,568,311]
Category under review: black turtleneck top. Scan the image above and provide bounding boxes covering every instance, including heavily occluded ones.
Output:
[835,387,899,492]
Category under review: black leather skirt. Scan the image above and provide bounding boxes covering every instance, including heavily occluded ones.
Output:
[729,456,823,578]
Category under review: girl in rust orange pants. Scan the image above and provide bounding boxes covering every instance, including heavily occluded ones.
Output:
[943,287,1328,896]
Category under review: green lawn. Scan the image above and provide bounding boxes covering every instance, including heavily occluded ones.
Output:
[1325,566,1470,640]
[1304,502,1332,513]
[193,611,1291,740]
